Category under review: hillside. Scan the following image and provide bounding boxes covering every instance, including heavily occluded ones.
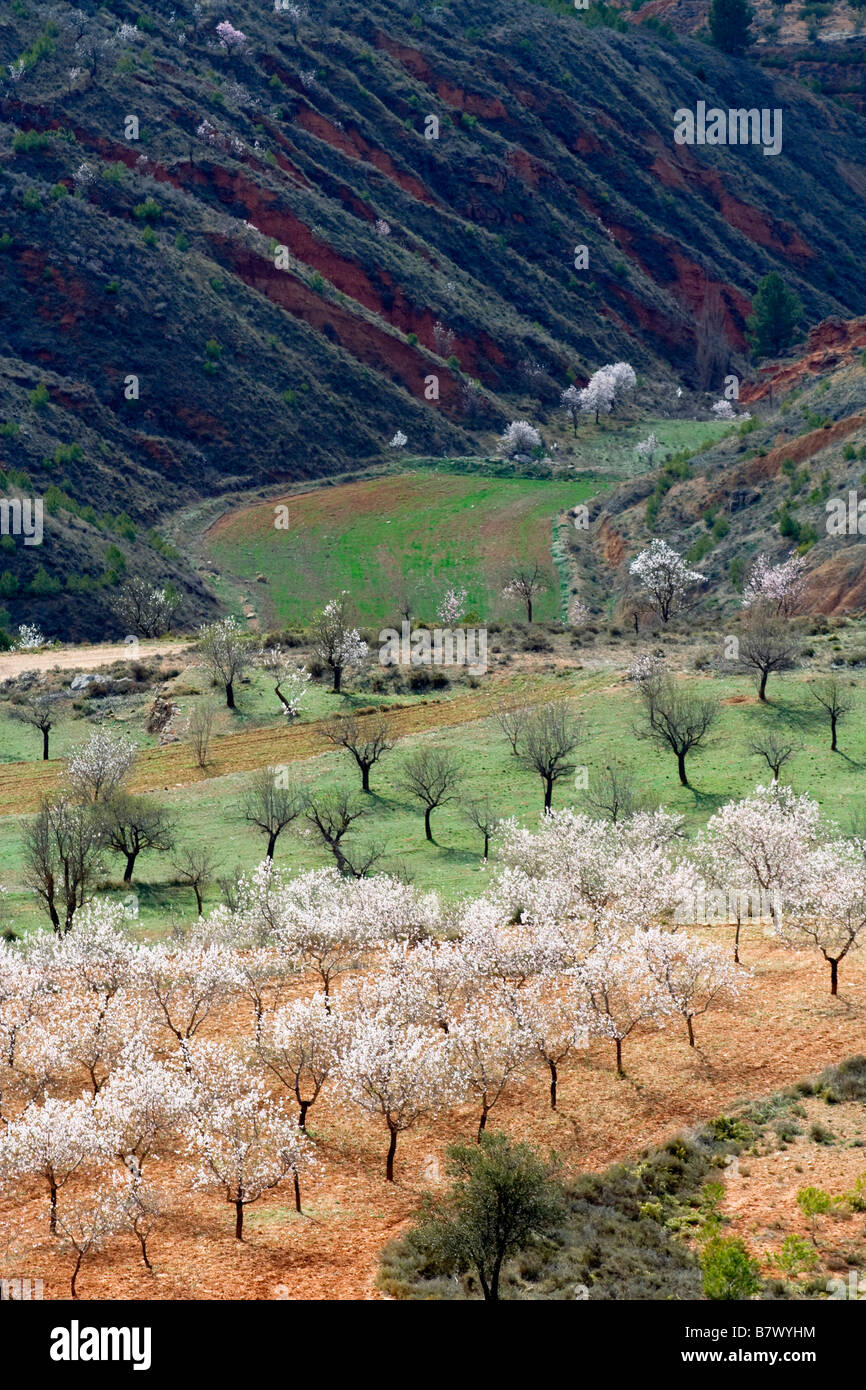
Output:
[578,317,866,617]
[1,0,866,636]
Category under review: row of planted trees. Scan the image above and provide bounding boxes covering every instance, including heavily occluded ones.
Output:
[1,783,865,1292]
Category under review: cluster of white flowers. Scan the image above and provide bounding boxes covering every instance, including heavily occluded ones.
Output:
[742,552,807,615]
[12,624,46,651]
[499,420,541,458]
[389,430,407,448]
[562,362,636,429]
[436,587,468,626]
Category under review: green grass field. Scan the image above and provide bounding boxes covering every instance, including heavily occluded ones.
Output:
[3,661,864,938]
[203,469,610,628]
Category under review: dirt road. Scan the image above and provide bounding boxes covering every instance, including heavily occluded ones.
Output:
[0,639,194,680]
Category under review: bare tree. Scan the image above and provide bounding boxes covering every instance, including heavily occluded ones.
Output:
[748,731,800,781]
[587,762,648,822]
[513,703,582,811]
[22,798,103,935]
[111,577,179,638]
[304,789,377,876]
[695,283,730,391]
[320,713,396,793]
[737,612,799,702]
[463,797,500,858]
[494,702,530,757]
[99,794,176,885]
[635,677,719,788]
[241,768,305,859]
[172,846,217,916]
[401,746,462,843]
[809,677,854,753]
[9,692,60,760]
[502,563,548,623]
[188,704,215,769]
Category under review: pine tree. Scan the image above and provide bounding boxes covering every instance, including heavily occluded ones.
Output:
[746,272,803,359]
[708,0,754,55]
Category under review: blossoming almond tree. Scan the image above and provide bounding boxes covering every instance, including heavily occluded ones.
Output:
[0,1096,113,1235]
[574,936,669,1077]
[336,1017,452,1180]
[312,593,368,693]
[742,552,806,616]
[779,843,866,995]
[66,728,138,803]
[255,993,345,1130]
[704,784,824,931]
[188,1081,314,1233]
[628,539,705,625]
[640,929,749,1046]
[449,1000,533,1139]
[94,1043,193,1183]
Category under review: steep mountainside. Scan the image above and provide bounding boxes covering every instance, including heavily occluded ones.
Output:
[0,0,865,636]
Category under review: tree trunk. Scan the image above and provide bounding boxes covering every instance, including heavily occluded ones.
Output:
[758,670,768,701]
[50,1181,58,1236]
[489,1253,504,1302]
[526,598,533,624]
[424,806,433,842]
[124,850,137,883]
[830,716,838,752]
[385,1122,398,1182]
[226,679,235,709]
[734,918,741,965]
[235,1200,244,1240]
[686,1014,695,1047]
[361,763,371,793]
[71,1251,83,1299]
[830,957,839,996]
[138,1233,152,1271]
[549,1058,558,1110]
[293,1170,301,1214]
[544,777,553,811]
[298,1099,310,1131]
[477,1106,489,1141]
[615,1038,624,1077]
[677,751,689,787]
[266,832,278,859]
[42,728,50,760]
[332,665,342,694]
[193,886,203,916]
[482,832,490,858]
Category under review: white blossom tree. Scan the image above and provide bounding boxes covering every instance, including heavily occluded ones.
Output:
[780,843,866,995]
[499,421,541,457]
[188,1080,314,1233]
[449,999,533,1138]
[0,1097,112,1235]
[312,593,368,693]
[198,616,252,709]
[504,980,589,1110]
[255,993,344,1130]
[640,929,749,1047]
[629,540,705,624]
[574,936,668,1076]
[704,785,824,932]
[742,553,806,615]
[336,1017,451,1180]
[66,729,138,803]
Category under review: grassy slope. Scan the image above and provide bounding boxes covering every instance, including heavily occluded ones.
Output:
[200,425,727,628]
[204,469,608,626]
